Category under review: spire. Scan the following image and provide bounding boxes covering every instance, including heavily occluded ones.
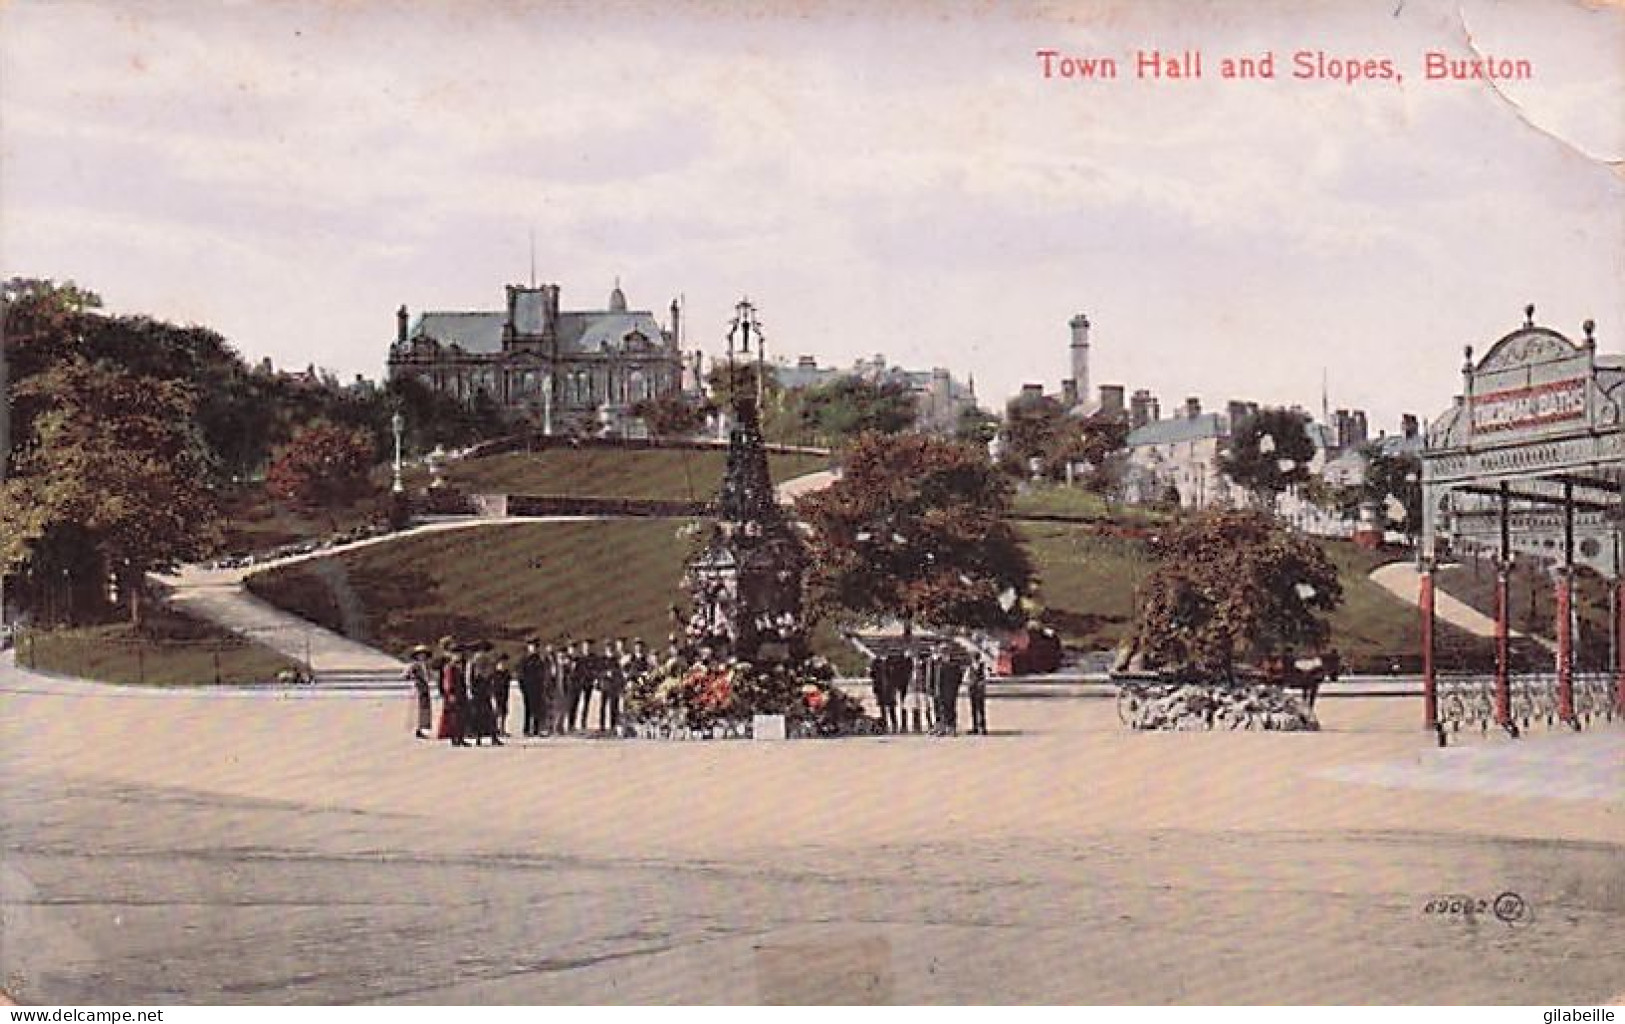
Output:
[609,276,627,312]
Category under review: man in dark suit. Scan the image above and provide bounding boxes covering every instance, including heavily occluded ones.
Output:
[518,638,546,737]
[870,654,899,733]
[934,655,964,736]
[570,639,597,732]
[966,653,990,735]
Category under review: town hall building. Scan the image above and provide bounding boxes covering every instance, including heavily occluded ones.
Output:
[387,280,697,434]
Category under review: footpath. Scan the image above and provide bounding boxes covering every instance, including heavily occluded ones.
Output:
[1367,560,1556,651]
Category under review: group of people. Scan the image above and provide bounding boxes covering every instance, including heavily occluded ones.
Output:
[404,637,659,747]
[868,648,992,736]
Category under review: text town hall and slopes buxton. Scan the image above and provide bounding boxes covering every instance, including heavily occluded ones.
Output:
[387,280,700,435]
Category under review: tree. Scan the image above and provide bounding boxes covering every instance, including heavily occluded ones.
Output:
[632,391,711,439]
[4,279,104,474]
[1129,509,1343,679]
[0,357,220,626]
[265,422,379,530]
[1000,392,1067,474]
[795,432,1034,635]
[790,376,917,444]
[1219,407,1315,508]
[1044,417,1129,489]
[1361,446,1422,541]
[954,405,999,446]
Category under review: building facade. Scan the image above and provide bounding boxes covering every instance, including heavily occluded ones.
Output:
[387,281,696,434]
[775,352,979,435]
[1122,407,1235,509]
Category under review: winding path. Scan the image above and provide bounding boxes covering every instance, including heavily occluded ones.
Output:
[1367,560,1555,651]
[152,470,842,677]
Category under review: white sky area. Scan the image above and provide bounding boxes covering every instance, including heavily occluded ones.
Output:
[2,0,1621,433]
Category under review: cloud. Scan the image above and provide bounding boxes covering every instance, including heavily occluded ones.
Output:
[1,0,1620,431]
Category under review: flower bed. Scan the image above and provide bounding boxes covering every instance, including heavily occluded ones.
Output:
[625,655,870,739]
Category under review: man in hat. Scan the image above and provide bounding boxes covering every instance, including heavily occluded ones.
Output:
[405,644,434,739]
[870,653,898,734]
[490,651,514,738]
[598,639,626,735]
[518,637,546,737]
[570,639,597,733]
[934,653,964,736]
[966,650,991,736]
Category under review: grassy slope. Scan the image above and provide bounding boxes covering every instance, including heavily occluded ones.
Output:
[246,519,865,671]
[1436,556,1614,668]
[1019,522,1151,650]
[248,520,694,657]
[1011,483,1168,524]
[218,449,831,554]
[441,449,831,501]
[1025,522,1496,671]
[16,607,300,686]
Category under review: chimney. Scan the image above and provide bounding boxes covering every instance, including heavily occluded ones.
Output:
[1021,383,1044,400]
[1098,384,1125,417]
[1130,389,1158,429]
[1185,396,1202,420]
[1069,313,1091,405]
[1402,413,1419,439]
[1061,379,1078,407]
[797,355,817,369]
[397,304,409,344]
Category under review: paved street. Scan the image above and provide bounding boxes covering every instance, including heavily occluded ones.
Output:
[3,655,1621,1004]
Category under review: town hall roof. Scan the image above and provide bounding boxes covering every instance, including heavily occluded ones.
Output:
[412,311,505,353]
[411,287,668,355]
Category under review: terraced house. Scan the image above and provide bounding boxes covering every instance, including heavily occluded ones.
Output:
[387,280,700,434]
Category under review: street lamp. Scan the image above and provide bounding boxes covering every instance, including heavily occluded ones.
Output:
[390,411,405,493]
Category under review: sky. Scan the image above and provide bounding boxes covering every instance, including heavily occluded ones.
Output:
[2,0,1622,434]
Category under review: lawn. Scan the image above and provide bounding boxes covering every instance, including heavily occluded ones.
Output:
[15,607,301,686]
[439,448,831,502]
[1010,483,1168,524]
[216,448,832,556]
[1019,521,1152,650]
[245,519,866,674]
[1020,521,1497,671]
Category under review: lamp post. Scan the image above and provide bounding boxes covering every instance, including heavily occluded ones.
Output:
[390,411,405,494]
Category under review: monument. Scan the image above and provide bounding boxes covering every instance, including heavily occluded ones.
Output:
[682,298,810,663]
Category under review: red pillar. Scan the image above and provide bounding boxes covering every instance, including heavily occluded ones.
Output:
[1421,566,1437,732]
[1495,565,1511,730]
[1555,569,1575,724]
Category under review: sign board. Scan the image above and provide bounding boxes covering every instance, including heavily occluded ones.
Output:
[752,714,787,740]
[1471,378,1587,434]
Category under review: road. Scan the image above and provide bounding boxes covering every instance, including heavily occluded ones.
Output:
[3,656,1620,1005]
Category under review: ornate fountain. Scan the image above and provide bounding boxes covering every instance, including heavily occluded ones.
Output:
[681,298,809,664]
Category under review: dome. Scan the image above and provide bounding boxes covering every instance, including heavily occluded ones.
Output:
[608,279,627,313]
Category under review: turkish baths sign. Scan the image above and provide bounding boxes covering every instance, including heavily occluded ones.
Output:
[1471,377,1587,434]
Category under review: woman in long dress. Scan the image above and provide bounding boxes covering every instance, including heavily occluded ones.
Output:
[438,648,468,746]
[406,645,434,739]
[467,643,502,746]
